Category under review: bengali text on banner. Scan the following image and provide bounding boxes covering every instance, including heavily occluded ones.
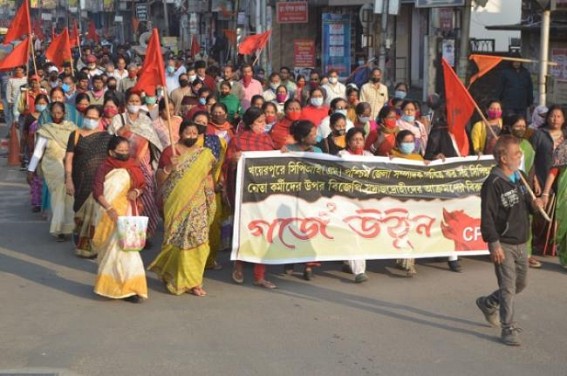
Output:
[231,152,495,264]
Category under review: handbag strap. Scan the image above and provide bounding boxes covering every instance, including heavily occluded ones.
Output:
[132,199,139,216]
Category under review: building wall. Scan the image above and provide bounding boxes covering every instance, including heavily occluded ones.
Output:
[470,0,521,51]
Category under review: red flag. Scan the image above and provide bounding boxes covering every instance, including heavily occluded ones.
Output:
[132,18,140,34]
[87,20,99,44]
[223,29,237,44]
[132,28,166,95]
[442,58,475,157]
[33,19,45,41]
[190,35,200,58]
[3,0,31,45]
[468,54,504,86]
[45,28,72,69]
[238,30,271,55]
[0,37,30,71]
[69,20,80,47]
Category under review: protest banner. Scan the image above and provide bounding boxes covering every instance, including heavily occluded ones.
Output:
[231,152,494,264]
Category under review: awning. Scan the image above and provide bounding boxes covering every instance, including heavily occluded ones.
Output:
[485,21,567,32]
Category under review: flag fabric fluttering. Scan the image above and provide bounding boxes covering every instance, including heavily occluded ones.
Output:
[468,54,504,86]
[87,20,100,43]
[69,20,80,48]
[45,28,72,69]
[190,35,201,58]
[33,19,45,41]
[442,58,476,157]
[238,30,272,55]
[4,0,32,45]
[132,28,166,95]
[0,37,31,71]
[223,29,237,44]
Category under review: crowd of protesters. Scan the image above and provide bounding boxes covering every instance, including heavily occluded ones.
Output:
[1,45,564,331]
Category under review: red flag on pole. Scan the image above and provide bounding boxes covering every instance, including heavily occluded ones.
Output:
[87,20,100,44]
[4,0,31,45]
[468,54,504,86]
[190,35,200,58]
[0,37,31,71]
[33,19,45,41]
[238,30,272,55]
[132,28,166,95]
[70,20,80,47]
[442,58,475,157]
[45,28,72,69]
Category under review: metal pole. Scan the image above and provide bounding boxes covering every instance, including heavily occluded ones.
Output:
[539,9,551,106]
[163,0,170,36]
[378,0,388,73]
[457,0,471,81]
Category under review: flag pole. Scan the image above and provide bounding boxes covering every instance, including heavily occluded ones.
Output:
[29,35,38,74]
[470,96,498,140]
[161,86,177,156]
[518,173,551,222]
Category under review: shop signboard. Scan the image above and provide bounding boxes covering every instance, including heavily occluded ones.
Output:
[276,1,308,24]
[416,0,465,7]
[322,13,351,79]
[136,4,148,21]
[294,39,315,68]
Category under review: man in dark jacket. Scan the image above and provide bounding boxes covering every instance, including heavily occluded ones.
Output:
[498,61,534,117]
[476,135,543,346]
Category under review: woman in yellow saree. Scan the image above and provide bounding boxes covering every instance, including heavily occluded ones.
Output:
[26,102,77,241]
[150,121,217,296]
[92,136,148,303]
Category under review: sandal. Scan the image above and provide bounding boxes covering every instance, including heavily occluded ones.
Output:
[207,261,223,270]
[253,279,277,289]
[190,287,207,297]
[232,268,244,284]
[528,257,542,268]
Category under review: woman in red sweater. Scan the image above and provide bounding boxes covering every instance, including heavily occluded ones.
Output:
[300,88,329,128]
[269,99,302,149]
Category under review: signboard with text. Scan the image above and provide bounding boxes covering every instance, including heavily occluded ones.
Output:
[276,1,308,24]
[294,39,315,68]
[322,13,351,79]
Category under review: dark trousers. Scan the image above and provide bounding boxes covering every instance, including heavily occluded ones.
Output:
[485,243,528,328]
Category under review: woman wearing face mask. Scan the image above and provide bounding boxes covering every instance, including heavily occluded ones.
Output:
[218,81,241,124]
[153,98,183,148]
[207,103,234,143]
[501,114,542,269]
[319,112,348,155]
[74,93,91,129]
[336,127,372,283]
[270,99,302,149]
[149,121,217,296]
[262,102,279,133]
[371,106,399,156]
[91,136,147,303]
[109,91,164,242]
[191,111,227,271]
[142,89,160,121]
[389,130,425,276]
[352,102,379,150]
[318,98,354,140]
[101,96,121,131]
[471,100,503,155]
[24,94,49,212]
[273,85,288,115]
[346,87,360,123]
[396,100,428,156]
[392,82,408,101]
[300,88,329,128]
[293,75,307,104]
[27,102,78,241]
[64,105,113,258]
[224,107,277,289]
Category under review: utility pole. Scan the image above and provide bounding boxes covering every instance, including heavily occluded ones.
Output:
[457,0,472,81]
[377,0,389,74]
[539,8,551,105]
[163,0,170,36]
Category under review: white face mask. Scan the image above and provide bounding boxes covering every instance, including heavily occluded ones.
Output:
[82,118,99,130]
[127,104,141,114]
[329,77,338,84]
[188,74,197,83]
[311,97,324,107]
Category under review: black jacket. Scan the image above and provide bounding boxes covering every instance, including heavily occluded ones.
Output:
[481,167,533,251]
[498,66,534,113]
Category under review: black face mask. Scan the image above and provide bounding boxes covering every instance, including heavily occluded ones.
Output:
[182,138,198,147]
[333,129,346,136]
[197,124,207,134]
[371,77,381,83]
[107,85,116,91]
[114,153,129,161]
[179,79,189,87]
